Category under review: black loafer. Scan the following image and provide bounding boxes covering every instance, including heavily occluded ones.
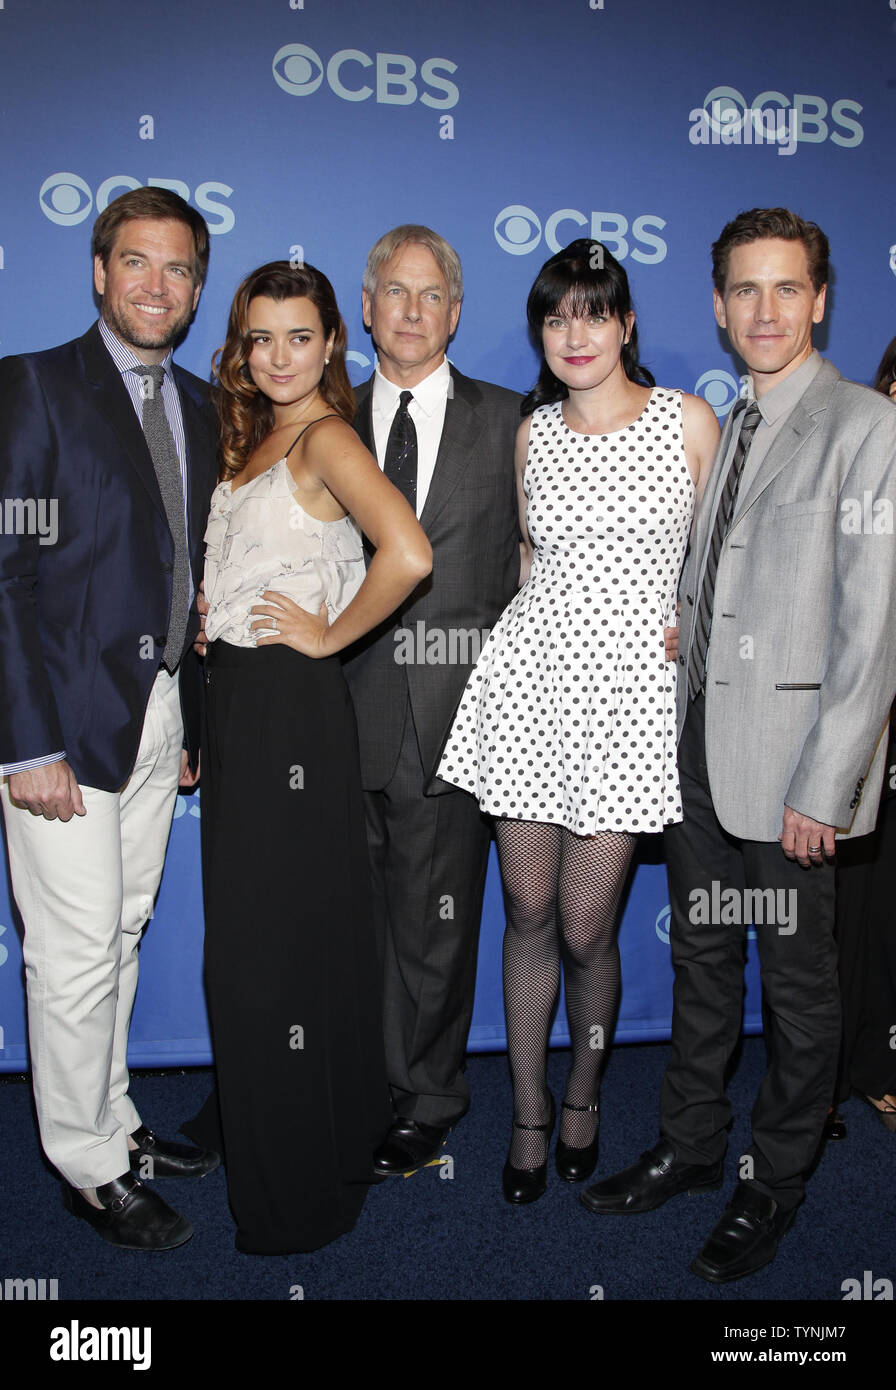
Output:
[690,1182,800,1283]
[373,1118,451,1175]
[580,1139,723,1214]
[128,1125,220,1179]
[62,1173,193,1250]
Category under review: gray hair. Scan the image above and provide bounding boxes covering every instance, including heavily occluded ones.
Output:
[362,224,463,303]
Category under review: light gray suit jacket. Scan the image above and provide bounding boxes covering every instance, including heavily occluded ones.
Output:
[676,357,896,841]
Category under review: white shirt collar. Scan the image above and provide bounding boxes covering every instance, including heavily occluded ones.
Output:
[372,357,451,418]
[98,316,174,377]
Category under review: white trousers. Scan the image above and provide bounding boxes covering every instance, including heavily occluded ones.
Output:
[1,668,184,1188]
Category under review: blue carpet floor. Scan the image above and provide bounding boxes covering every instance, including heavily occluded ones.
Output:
[2,1038,893,1310]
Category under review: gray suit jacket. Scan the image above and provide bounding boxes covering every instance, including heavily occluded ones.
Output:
[343,365,520,792]
[676,358,896,841]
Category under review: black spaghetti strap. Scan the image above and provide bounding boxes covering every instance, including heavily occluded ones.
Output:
[283,414,340,459]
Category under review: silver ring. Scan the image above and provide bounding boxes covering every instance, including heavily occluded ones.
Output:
[271,618,278,631]
[808,844,821,853]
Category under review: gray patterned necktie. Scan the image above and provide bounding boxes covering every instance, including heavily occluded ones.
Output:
[687,399,761,699]
[136,364,189,673]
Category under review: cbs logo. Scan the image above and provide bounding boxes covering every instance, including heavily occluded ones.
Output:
[39,174,235,233]
[272,44,458,108]
[699,85,863,147]
[656,904,757,942]
[693,370,750,420]
[345,349,373,385]
[494,205,667,264]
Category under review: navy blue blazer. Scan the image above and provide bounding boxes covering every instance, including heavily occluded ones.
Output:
[0,322,218,791]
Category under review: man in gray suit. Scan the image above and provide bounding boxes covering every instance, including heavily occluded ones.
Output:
[582,208,896,1281]
[343,226,520,1174]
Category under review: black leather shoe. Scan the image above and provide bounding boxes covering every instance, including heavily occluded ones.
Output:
[580,1139,723,1214]
[555,1101,600,1183]
[503,1093,556,1204]
[128,1125,220,1179]
[373,1118,451,1175]
[823,1108,847,1141]
[62,1173,193,1250]
[690,1183,800,1283]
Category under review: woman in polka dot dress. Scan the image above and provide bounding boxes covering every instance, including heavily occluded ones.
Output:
[438,240,718,1203]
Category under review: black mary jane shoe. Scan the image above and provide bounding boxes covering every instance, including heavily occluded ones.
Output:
[555,1101,600,1182]
[502,1093,556,1204]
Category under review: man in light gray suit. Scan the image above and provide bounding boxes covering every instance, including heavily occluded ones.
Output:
[582,208,896,1282]
[343,226,520,1174]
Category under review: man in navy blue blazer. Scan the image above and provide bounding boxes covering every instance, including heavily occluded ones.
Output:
[0,188,219,1250]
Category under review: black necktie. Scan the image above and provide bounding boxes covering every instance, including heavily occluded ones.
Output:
[384,390,418,513]
[687,400,762,699]
[136,364,190,673]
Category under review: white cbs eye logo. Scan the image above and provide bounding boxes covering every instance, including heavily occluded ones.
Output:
[272,44,325,96]
[889,245,896,277]
[702,85,748,134]
[346,349,372,383]
[694,369,744,420]
[494,205,542,256]
[39,172,93,226]
[655,905,671,945]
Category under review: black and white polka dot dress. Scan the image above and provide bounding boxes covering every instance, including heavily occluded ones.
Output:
[437,389,695,835]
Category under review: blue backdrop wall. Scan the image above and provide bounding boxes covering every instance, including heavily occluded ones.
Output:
[1,0,893,1069]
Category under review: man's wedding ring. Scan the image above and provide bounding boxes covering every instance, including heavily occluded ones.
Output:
[808,843,821,853]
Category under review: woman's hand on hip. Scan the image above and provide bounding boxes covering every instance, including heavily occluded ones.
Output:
[251,591,332,658]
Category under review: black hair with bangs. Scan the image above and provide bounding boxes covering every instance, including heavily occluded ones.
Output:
[521,238,654,415]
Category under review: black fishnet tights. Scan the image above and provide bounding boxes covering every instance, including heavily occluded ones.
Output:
[495,819,635,1168]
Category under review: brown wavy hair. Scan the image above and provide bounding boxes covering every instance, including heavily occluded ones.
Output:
[711,208,829,295]
[214,260,355,479]
[92,186,210,285]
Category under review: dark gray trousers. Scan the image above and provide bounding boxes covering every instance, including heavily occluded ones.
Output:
[364,698,493,1128]
[660,694,839,1209]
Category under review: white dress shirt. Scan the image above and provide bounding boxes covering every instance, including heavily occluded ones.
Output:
[370,357,452,517]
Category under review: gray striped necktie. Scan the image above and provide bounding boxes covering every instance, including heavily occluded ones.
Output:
[136,364,190,673]
[687,399,761,699]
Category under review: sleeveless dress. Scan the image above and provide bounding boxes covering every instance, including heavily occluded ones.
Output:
[437,389,694,835]
[183,427,390,1254]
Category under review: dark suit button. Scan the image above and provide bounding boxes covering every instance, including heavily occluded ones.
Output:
[686,594,693,605]
[162,562,173,573]
[156,634,167,647]
[678,655,685,666]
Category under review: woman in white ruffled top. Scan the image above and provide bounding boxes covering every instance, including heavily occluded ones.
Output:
[183,261,430,1256]
[203,440,366,647]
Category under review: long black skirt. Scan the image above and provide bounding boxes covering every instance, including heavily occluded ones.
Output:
[185,640,390,1254]
[834,789,896,1103]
